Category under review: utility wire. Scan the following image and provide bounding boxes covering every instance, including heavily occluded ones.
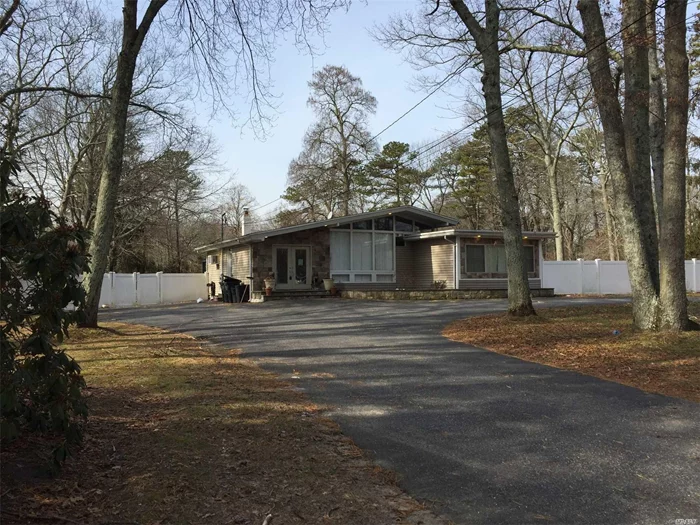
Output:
[364,8,535,146]
[269,1,688,219]
[249,196,282,212]
[406,0,686,167]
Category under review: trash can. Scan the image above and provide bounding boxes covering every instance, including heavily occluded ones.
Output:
[219,277,230,302]
[221,276,242,303]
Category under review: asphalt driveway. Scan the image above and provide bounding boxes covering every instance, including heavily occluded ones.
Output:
[104,298,700,525]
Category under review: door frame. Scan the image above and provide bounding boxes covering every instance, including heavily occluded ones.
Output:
[272,245,312,290]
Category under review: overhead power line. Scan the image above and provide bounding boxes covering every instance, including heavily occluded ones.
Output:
[406,0,687,167]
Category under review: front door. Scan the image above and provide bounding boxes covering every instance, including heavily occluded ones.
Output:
[274,246,311,289]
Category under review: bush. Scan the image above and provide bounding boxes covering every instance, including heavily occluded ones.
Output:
[1,154,90,467]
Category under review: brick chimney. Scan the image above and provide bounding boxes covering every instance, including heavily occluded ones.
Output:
[242,207,251,236]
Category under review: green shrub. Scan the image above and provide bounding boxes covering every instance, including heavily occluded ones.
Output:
[1,153,90,467]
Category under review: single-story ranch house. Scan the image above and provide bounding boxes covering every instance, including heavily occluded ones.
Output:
[196,205,554,299]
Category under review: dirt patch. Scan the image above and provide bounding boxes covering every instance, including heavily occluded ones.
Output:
[1,323,447,525]
[443,303,700,403]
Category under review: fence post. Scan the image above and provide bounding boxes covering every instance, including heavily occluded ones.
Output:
[594,259,602,295]
[156,271,163,304]
[577,258,585,295]
[132,272,138,305]
[694,259,698,293]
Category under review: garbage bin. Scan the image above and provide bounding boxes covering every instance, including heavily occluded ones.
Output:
[221,276,242,303]
[219,277,230,302]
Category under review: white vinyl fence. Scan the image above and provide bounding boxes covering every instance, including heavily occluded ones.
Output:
[98,272,208,307]
[542,259,700,295]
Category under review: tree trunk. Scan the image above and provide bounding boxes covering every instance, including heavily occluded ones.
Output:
[622,0,660,289]
[647,0,666,227]
[175,186,181,273]
[578,0,659,329]
[449,0,534,316]
[81,0,166,327]
[659,0,689,330]
[590,183,600,235]
[544,153,565,260]
[600,170,618,260]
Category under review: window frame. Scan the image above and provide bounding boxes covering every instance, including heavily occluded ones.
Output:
[329,215,412,283]
[523,245,535,274]
[461,241,538,278]
[465,245,486,273]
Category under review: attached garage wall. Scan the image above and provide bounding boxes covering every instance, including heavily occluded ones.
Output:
[410,238,455,289]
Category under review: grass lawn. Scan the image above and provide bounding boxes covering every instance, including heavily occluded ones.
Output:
[443,302,700,403]
[1,323,442,525]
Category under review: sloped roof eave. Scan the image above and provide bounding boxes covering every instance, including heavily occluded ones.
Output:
[195,205,459,253]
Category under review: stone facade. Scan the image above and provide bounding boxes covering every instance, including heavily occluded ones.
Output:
[339,287,554,300]
[250,228,330,291]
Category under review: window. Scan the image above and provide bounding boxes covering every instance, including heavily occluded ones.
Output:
[352,231,373,270]
[330,231,350,270]
[329,216,398,282]
[374,233,393,270]
[464,243,536,274]
[374,217,393,231]
[395,216,413,232]
[210,255,219,264]
[466,245,485,273]
[524,245,535,274]
[485,245,507,273]
[352,220,372,230]
[464,244,507,274]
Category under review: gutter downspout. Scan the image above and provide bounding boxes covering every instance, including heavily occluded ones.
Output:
[444,235,458,290]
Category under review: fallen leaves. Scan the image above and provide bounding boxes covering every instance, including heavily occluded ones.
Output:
[443,303,700,402]
[2,322,447,525]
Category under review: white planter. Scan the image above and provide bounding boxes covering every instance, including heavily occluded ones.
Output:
[264,278,276,290]
[323,278,335,291]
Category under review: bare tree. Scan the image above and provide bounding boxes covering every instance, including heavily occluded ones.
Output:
[577,0,661,329]
[504,49,590,259]
[659,0,690,329]
[286,65,377,216]
[219,182,257,236]
[80,0,351,327]
[446,0,535,316]
[0,0,20,38]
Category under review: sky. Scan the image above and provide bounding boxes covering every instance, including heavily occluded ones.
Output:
[196,1,460,219]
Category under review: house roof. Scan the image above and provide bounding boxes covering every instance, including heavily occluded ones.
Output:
[195,205,460,253]
[405,229,556,241]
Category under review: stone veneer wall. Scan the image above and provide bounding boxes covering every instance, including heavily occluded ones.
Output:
[340,288,554,300]
[250,228,330,291]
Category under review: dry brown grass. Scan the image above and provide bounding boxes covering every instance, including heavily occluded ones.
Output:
[443,303,700,403]
[1,323,445,525]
